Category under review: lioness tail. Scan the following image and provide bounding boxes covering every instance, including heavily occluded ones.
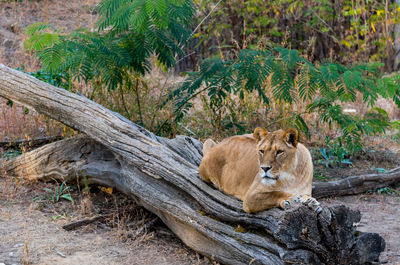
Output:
[202,139,217,155]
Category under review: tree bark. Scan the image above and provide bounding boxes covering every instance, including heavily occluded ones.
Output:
[312,167,400,198]
[0,64,386,264]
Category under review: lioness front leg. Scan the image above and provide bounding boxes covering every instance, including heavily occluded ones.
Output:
[243,191,293,213]
[294,195,322,213]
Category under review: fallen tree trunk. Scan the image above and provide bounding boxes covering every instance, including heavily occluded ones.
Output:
[0,64,386,264]
[313,167,400,198]
[1,134,388,264]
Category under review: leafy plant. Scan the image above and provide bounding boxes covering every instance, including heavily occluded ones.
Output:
[313,170,328,181]
[391,120,400,144]
[24,0,195,127]
[25,0,195,90]
[29,69,71,90]
[317,137,353,168]
[318,148,352,168]
[34,181,74,203]
[168,47,399,152]
[2,150,22,159]
[375,168,387,173]
[376,186,400,196]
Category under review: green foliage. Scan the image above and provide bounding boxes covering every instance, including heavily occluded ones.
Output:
[25,0,195,91]
[29,69,71,90]
[392,120,400,143]
[1,150,22,159]
[24,0,195,130]
[34,181,74,204]
[24,22,60,52]
[317,137,353,168]
[376,186,400,196]
[194,0,400,71]
[375,168,387,173]
[313,170,328,181]
[170,47,399,152]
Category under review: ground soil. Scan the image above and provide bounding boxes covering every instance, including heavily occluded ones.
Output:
[0,176,214,265]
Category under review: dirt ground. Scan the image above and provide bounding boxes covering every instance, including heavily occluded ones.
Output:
[0,177,214,265]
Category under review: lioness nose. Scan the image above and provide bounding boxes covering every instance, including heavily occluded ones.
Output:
[261,166,271,172]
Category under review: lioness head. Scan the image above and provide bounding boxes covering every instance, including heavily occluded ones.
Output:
[253,127,299,184]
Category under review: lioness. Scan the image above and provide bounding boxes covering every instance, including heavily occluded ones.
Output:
[199,127,321,213]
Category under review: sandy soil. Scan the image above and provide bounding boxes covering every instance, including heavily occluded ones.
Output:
[0,177,213,265]
[0,204,210,265]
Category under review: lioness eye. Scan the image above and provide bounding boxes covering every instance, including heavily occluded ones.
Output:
[259,149,264,155]
[276,150,284,156]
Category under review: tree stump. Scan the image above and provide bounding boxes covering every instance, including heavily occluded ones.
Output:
[0,64,387,264]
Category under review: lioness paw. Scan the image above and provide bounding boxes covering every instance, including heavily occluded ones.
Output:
[294,195,322,213]
[294,195,303,203]
[314,206,323,213]
[280,200,291,209]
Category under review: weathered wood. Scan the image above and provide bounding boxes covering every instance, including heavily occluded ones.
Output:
[313,167,400,198]
[0,64,386,264]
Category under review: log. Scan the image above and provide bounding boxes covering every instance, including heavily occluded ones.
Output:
[0,64,386,264]
[312,167,400,198]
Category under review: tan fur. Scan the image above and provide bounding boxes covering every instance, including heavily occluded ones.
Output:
[199,127,316,213]
[202,139,217,155]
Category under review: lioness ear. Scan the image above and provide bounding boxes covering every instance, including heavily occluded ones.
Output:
[283,128,298,147]
[253,127,268,143]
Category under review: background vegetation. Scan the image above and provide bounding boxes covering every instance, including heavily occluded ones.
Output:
[20,0,400,163]
[188,0,400,72]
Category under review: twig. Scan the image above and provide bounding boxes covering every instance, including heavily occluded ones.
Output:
[133,77,144,125]
[189,0,223,40]
[62,214,111,231]
[133,217,158,239]
[175,0,223,61]
[0,136,62,149]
